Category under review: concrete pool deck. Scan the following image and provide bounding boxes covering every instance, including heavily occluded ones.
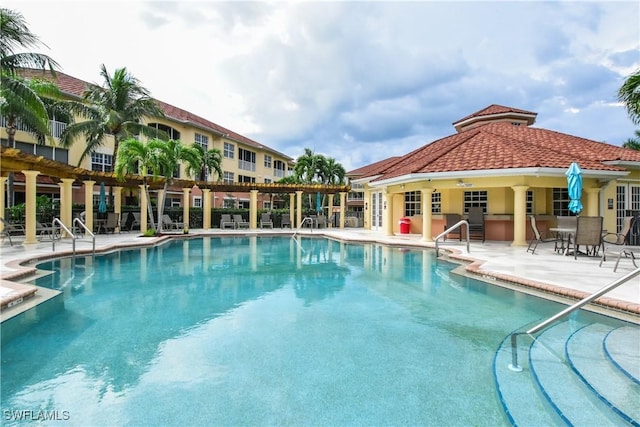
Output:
[1,228,638,321]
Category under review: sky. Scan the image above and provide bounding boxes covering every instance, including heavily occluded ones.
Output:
[6,1,640,171]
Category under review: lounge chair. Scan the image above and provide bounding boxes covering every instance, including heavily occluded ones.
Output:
[162,214,184,230]
[0,217,25,246]
[260,212,273,228]
[281,214,292,228]
[233,214,249,229]
[526,215,558,254]
[220,214,234,229]
[570,216,603,259]
[443,213,462,241]
[600,216,639,271]
[467,207,485,242]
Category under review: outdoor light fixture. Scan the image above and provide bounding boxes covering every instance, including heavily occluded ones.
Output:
[456,180,473,188]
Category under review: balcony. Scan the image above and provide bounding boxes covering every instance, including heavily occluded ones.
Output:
[238,159,256,172]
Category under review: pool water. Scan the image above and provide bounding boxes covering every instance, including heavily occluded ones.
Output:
[0,236,629,426]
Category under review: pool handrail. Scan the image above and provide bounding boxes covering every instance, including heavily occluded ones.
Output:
[508,266,640,371]
[434,220,470,256]
[292,217,314,238]
[51,218,96,260]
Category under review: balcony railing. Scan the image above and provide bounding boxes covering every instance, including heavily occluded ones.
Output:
[238,159,256,172]
[0,117,67,139]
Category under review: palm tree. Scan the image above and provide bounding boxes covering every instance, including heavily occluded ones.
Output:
[618,68,640,125]
[622,130,640,151]
[193,144,223,182]
[1,7,60,206]
[318,156,346,211]
[151,139,201,232]
[114,138,162,232]
[294,148,322,184]
[0,8,58,76]
[60,64,167,165]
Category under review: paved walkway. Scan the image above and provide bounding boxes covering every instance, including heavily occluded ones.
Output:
[1,228,638,320]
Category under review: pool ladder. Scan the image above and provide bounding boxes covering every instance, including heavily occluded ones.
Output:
[51,218,95,262]
[292,217,314,238]
[434,219,470,256]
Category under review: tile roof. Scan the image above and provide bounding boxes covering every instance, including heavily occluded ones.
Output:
[350,118,640,182]
[453,104,537,127]
[19,69,292,161]
[347,156,401,178]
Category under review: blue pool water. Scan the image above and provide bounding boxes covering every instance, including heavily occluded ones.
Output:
[0,236,630,426]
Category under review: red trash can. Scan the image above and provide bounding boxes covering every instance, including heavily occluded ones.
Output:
[399,217,411,234]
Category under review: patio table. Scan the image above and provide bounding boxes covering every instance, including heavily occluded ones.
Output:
[550,227,576,255]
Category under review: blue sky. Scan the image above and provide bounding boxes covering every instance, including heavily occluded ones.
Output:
[8,1,640,171]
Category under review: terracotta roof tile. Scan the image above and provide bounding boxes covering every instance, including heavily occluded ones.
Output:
[364,121,640,182]
[347,156,401,178]
[453,104,537,126]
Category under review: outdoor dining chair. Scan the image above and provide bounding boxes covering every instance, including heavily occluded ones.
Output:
[526,215,558,254]
[467,207,485,242]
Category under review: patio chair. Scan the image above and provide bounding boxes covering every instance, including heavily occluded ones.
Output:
[162,214,184,230]
[220,214,234,229]
[281,214,292,228]
[316,214,327,228]
[600,216,639,271]
[526,215,558,254]
[467,207,485,242]
[260,212,273,228]
[570,216,603,259]
[104,212,120,234]
[129,212,141,231]
[233,214,249,229]
[36,221,60,241]
[0,217,25,246]
[443,213,462,241]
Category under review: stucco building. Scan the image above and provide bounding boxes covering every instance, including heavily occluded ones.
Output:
[347,105,640,244]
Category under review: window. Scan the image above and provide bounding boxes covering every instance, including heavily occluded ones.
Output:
[432,192,441,214]
[223,198,236,208]
[223,171,234,184]
[274,160,286,178]
[263,201,272,210]
[526,190,533,215]
[195,133,208,149]
[238,148,256,171]
[238,175,256,183]
[148,123,180,140]
[224,142,234,159]
[404,191,421,216]
[264,154,272,168]
[463,190,488,214]
[552,188,571,216]
[91,153,112,172]
[264,178,272,184]
[193,196,202,208]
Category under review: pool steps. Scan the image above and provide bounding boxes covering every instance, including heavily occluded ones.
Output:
[494,321,640,426]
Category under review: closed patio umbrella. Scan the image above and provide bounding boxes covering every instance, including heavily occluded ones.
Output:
[316,191,321,213]
[566,162,583,214]
[98,182,107,214]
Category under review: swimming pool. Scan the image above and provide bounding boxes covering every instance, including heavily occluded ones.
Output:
[1,236,635,426]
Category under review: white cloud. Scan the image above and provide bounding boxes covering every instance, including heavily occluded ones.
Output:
[6,0,639,172]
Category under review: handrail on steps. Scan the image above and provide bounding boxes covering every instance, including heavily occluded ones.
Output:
[434,220,470,256]
[508,267,640,372]
[52,218,96,261]
[292,217,314,238]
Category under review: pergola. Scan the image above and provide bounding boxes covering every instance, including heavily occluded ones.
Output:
[0,146,352,243]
